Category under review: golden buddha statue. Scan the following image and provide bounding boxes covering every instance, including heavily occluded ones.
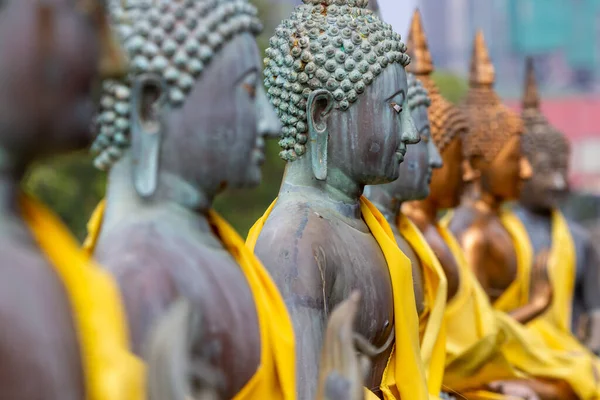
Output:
[405,19,600,400]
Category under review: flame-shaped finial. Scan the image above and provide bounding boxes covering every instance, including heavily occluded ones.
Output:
[522,57,540,111]
[406,9,433,76]
[469,30,495,87]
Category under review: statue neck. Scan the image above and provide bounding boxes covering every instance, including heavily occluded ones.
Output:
[464,180,502,214]
[364,186,401,226]
[519,199,554,217]
[104,151,213,227]
[402,197,438,232]
[280,156,363,219]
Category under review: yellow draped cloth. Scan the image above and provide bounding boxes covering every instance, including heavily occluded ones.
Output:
[496,209,575,333]
[396,213,447,399]
[84,199,297,400]
[440,213,600,399]
[247,197,429,400]
[20,193,144,400]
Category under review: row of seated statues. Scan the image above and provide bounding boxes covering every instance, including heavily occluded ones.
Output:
[1,0,600,399]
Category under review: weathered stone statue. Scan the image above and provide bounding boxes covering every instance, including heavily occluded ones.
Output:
[246,1,429,399]
[84,0,298,398]
[442,30,600,400]
[0,1,144,399]
[512,58,600,355]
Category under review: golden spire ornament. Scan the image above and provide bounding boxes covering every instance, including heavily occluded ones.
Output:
[406,9,434,76]
[469,30,495,88]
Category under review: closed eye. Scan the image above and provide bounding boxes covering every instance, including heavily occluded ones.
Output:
[243,82,256,98]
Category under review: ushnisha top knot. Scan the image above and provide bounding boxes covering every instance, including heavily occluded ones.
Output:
[91,0,262,171]
[264,0,410,161]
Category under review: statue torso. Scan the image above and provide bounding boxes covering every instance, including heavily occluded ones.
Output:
[513,205,595,329]
[450,206,518,304]
[420,222,461,302]
[94,206,260,399]
[253,195,394,396]
[0,221,84,400]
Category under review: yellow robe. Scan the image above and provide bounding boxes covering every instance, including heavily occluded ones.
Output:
[247,197,429,400]
[396,213,447,399]
[84,200,297,400]
[441,214,600,399]
[20,193,144,400]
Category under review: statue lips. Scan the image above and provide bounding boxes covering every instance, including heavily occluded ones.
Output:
[396,144,407,163]
[252,137,266,166]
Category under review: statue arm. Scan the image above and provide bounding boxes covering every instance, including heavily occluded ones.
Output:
[254,237,329,400]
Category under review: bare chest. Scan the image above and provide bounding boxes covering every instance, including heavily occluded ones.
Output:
[483,221,519,301]
[426,227,460,302]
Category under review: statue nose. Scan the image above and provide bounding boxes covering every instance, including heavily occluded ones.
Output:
[429,140,443,169]
[400,108,420,145]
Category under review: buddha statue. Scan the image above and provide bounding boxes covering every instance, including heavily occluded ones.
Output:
[511,58,600,355]
[364,73,453,399]
[85,0,371,398]
[0,1,144,399]
[445,31,554,325]
[246,1,430,399]
[402,14,599,400]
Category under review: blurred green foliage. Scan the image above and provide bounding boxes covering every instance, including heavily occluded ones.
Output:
[23,0,469,240]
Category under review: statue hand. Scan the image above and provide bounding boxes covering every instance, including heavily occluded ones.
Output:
[488,381,541,400]
[145,298,223,400]
[530,249,553,312]
[317,291,370,400]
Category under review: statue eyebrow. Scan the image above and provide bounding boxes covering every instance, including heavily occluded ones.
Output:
[234,66,259,86]
[386,88,405,103]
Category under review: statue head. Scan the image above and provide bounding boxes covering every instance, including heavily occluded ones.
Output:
[405,9,468,209]
[93,0,279,199]
[264,0,417,186]
[519,58,570,210]
[0,0,125,168]
[364,74,440,205]
[460,31,531,202]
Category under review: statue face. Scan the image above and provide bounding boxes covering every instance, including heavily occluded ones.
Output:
[326,64,418,185]
[520,149,569,209]
[430,136,463,209]
[0,0,112,158]
[159,33,280,193]
[379,102,441,201]
[477,135,532,201]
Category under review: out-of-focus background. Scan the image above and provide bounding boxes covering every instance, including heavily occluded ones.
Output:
[25,0,600,240]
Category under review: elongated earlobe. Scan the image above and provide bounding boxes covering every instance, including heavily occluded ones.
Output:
[307,89,334,181]
[130,73,167,198]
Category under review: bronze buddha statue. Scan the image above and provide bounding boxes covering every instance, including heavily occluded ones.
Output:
[512,58,600,355]
[446,31,554,325]
[0,1,144,399]
[247,1,430,399]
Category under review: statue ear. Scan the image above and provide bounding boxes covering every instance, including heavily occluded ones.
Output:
[130,73,168,199]
[307,89,334,180]
[462,158,481,182]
